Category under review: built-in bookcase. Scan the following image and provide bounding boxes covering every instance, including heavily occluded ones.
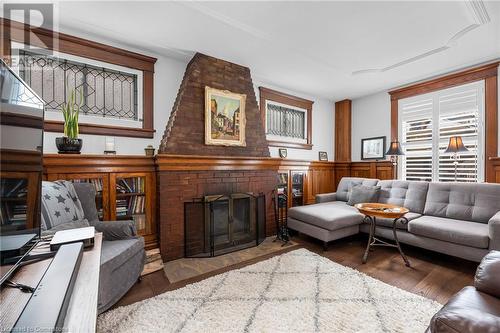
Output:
[44,155,157,249]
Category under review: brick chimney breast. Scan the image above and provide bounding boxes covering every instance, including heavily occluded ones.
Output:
[159,53,270,157]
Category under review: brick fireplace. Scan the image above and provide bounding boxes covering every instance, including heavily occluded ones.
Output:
[156,164,277,261]
[157,53,278,262]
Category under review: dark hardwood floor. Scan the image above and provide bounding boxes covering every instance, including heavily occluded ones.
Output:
[113,233,478,310]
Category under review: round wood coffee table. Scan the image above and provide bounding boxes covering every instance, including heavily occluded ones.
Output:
[355,203,411,267]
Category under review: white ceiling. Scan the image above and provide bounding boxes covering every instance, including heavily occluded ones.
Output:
[36,1,500,100]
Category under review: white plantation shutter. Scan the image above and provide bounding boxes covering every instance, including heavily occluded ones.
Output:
[400,96,434,181]
[438,83,484,182]
[399,81,484,182]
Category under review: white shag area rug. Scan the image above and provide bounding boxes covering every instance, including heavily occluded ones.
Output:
[98,249,442,333]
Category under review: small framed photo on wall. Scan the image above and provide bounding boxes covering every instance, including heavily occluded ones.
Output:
[318,151,328,161]
[361,136,386,160]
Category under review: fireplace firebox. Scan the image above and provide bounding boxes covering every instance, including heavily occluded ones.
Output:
[184,193,266,257]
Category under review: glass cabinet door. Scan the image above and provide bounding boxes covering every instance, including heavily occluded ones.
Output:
[290,171,305,207]
[110,172,153,236]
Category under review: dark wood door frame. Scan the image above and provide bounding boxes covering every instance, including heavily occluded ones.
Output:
[389,61,499,182]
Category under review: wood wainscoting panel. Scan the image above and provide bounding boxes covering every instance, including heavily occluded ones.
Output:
[491,158,500,183]
[376,163,396,180]
[334,161,395,190]
[350,162,373,178]
[333,162,351,190]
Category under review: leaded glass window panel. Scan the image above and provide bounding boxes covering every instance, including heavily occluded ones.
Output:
[18,50,138,120]
[266,102,306,140]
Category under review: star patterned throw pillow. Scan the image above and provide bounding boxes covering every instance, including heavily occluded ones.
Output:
[41,180,85,231]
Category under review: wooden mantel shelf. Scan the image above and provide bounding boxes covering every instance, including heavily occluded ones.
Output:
[44,154,155,173]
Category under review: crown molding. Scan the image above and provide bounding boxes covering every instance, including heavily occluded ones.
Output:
[352,0,491,76]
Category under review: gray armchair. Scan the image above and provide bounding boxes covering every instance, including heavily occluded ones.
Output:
[72,183,145,314]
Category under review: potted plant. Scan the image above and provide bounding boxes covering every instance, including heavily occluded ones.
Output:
[55,88,83,154]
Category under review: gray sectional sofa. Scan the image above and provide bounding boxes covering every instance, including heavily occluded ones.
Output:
[288,177,500,262]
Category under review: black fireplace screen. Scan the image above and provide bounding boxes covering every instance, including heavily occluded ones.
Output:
[184,193,266,257]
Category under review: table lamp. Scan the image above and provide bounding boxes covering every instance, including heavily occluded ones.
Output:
[444,136,468,182]
[386,141,404,178]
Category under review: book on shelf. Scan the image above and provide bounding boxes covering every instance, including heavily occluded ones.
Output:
[133,214,146,230]
[127,196,145,215]
[116,178,145,194]
[115,195,145,217]
[72,178,103,193]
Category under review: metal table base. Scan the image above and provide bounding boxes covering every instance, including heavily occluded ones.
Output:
[362,215,411,267]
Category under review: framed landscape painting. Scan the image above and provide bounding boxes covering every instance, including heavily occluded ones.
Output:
[361,136,386,160]
[205,86,247,147]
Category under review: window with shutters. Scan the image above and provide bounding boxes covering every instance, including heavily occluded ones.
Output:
[399,81,485,182]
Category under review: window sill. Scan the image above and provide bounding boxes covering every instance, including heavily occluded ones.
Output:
[267,140,313,150]
[44,120,155,138]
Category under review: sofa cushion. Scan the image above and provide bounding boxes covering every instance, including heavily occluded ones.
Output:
[41,180,85,231]
[101,237,144,272]
[424,182,500,223]
[336,177,380,202]
[377,180,429,214]
[375,212,421,230]
[347,185,381,206]
[73,182,99,224]
[288,201,364,231]
[408,216,490,249]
